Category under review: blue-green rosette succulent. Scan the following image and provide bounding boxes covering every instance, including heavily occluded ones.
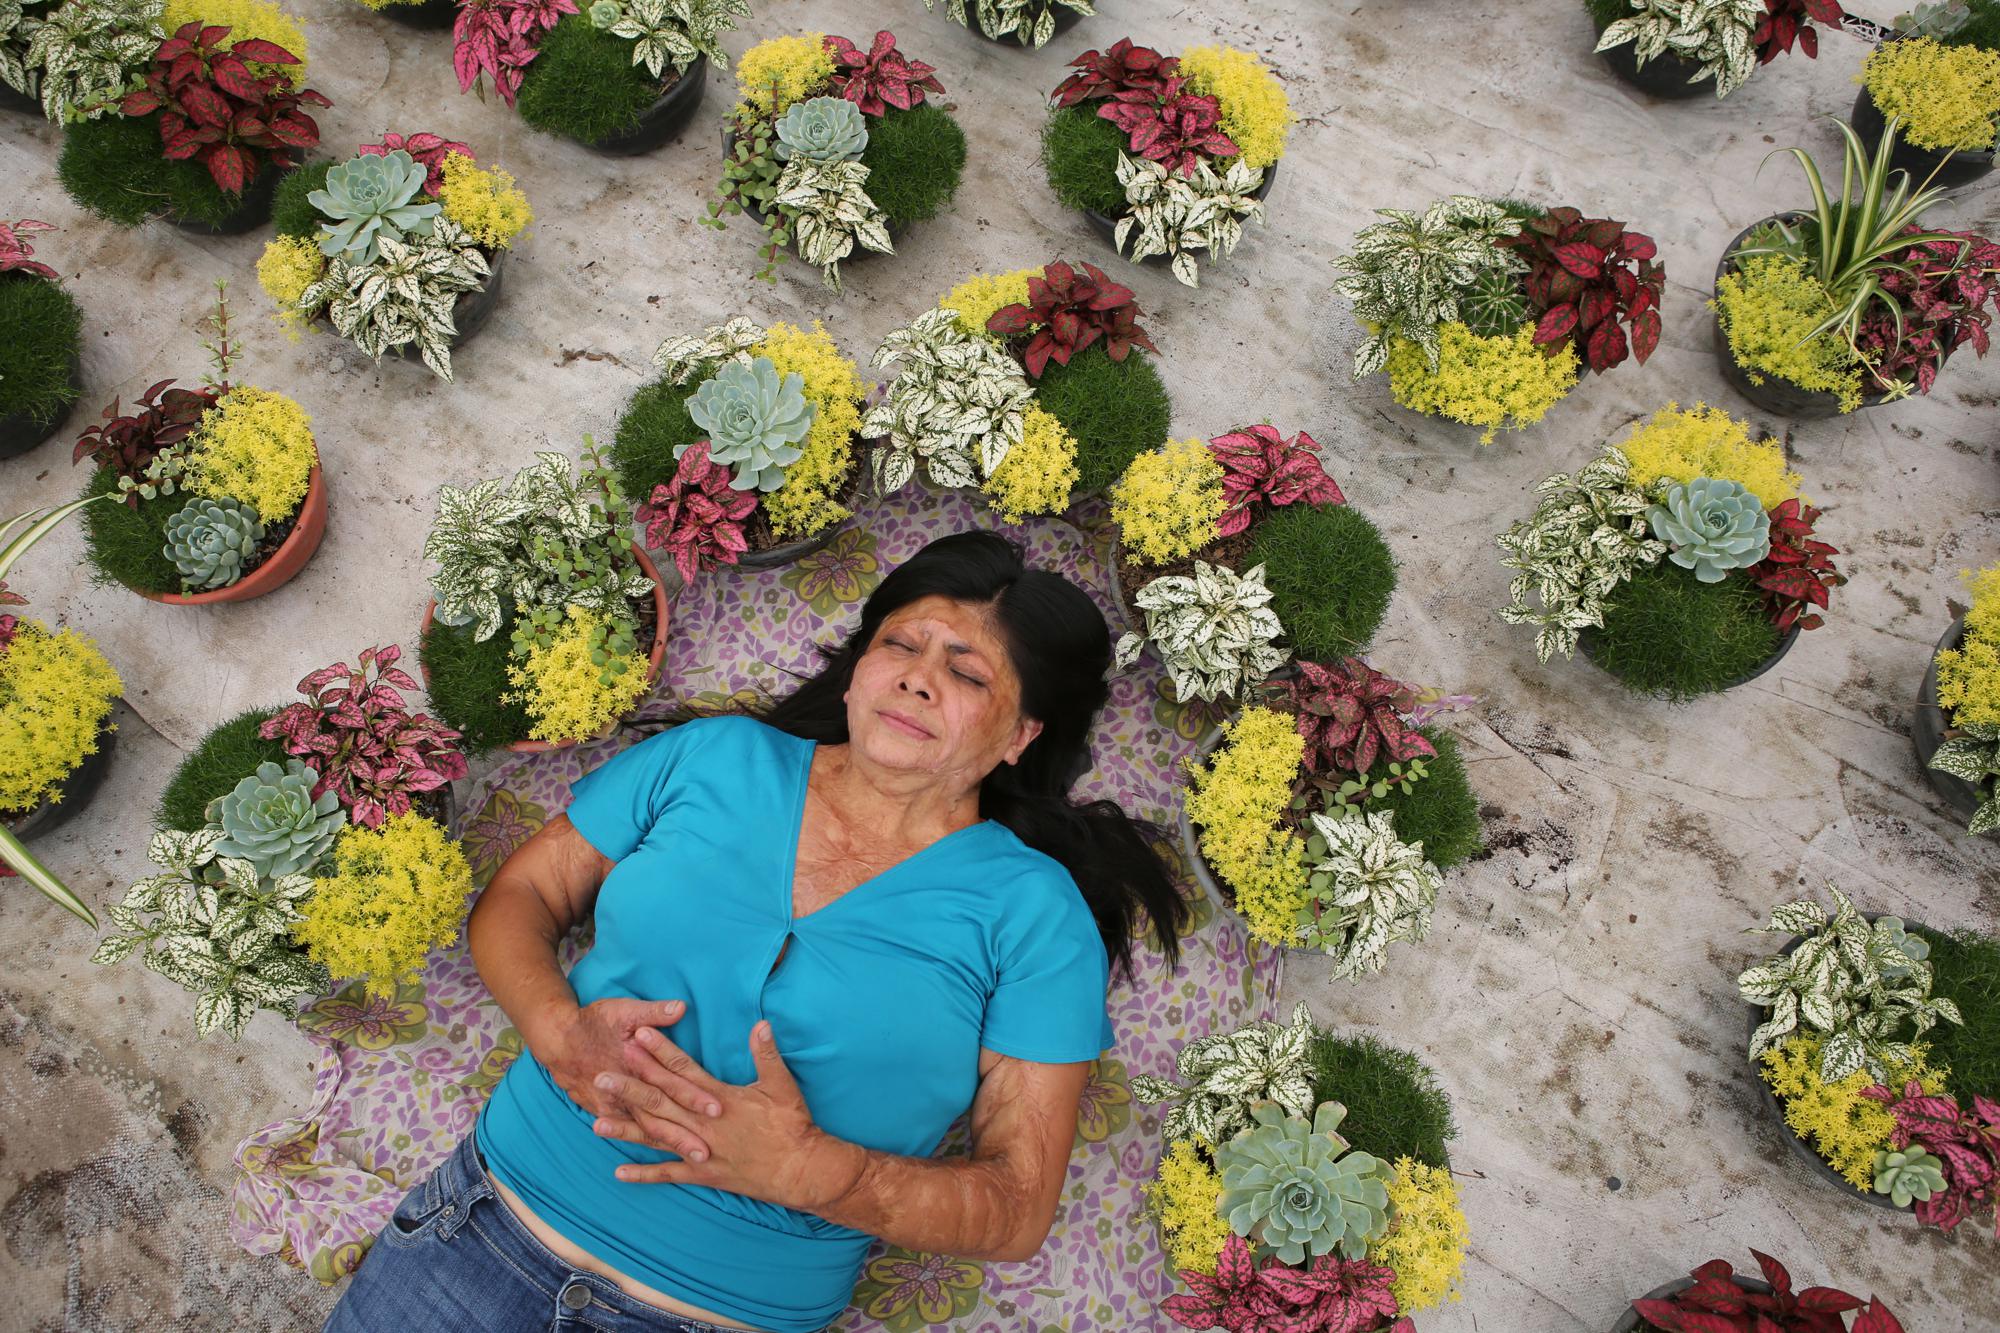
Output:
[587,0,623,27]
[773,95,868,163]
[309,150,442,266]
[1646,477,1771,582]
[683,356,815,491]
[164,497,266,592]
[205,759,346,880]
[1873,1146,1947,1207]
[1213,1100,1395,1264]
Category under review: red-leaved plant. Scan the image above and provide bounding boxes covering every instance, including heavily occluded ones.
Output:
[823,31,944,118]
[1499,208,1663,374]
[1051,37,1180,106]
[452,0,577,106]
[1282,658,1437,778]
[1859,1082,2000,1235]
[1162,1233,1413,1333]
[117,23,328,195]
[359,131,473,194]
[1631,1251,1902,1332]
[0,219,58,280]
[1208,426,1345,536]
[72,379,221,506]
[985,259,1158,377]
[636,442,760,584]
[1754,0,1846,63]
[1854,228,2000,397]
[1098,75,1238,178]
[1747,498,1842,632]
[258,644,467,829]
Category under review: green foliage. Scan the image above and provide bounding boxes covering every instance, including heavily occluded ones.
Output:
[79,463,182,594]
[1247,502,1397,661]
[1331,194,1526,378]
[1306,1030,1458,1169]
[1590,560,1778,702]
[1497,447,1666,664]
[1295,808,1441,980]
[1461,265,1530,338]
[57,111,242,227]
[207,757,345,878]
[517,14,660,146]
[420,610,535,754]
[297,219,491,381]
[307,150,438,265]
[156,707,287,833]
[862,307,1032,492]
[1033,342,1171,496]
[25,0,161,123]
[595,0,743,78]
[1114,560,1289,705]
[687,355,812,491]
[859,103,966,226]
[163,495,263,591]
[1647,477,1771,583]
[1915,924,2000,1098]
[1593,0,1762,95]
[1114,152,1267,288]
[706,119,789,284]
[1040,104,1127,217]
[1132,1001,1318,1145]
[1366,728,1483,870]
[0,273,82,429]
[1215,1099,1395,1264]
[611,376,701,498]
[770,157,892,291]
[272,160,332,241]
[1582,0,1628,27]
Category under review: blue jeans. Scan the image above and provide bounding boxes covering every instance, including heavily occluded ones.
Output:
[324,1130,742,1333]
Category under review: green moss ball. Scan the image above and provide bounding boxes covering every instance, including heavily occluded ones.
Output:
[1247,503,1398,661]
[1033,344,1171,496]
[1590,562,1781,703]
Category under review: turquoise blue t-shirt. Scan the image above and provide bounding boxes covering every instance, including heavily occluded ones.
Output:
[478,716,1113,1333]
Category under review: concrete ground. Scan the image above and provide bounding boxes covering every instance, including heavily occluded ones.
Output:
[3,0,1998,1328]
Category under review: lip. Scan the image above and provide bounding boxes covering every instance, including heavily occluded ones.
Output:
[877,708,934,740]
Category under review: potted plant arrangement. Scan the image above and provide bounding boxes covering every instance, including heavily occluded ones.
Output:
[461,0,744,154]
[0,219,85,459]
[1853,6,2000,189]
[1039,37,1291,287]
[706,30,965,290]
[1613,1250,1907,1332]
[1333,195,1664,443]
[90,643,476,1038]
[419,442,670,753]
[50,0,326,234]
[1586,0,1847,99]
[1738,885,2000,1239]
[1132,1004,1469,1331]
[1712,117,1999,418]
[72,283,328,606]
[255,131,527,381]
[861,261,1173,520]
[351,0,456,30]
[916,0,1088,48]
[1,0,56,110]
[1105,427,1398,706]
[1497,404,1843,703]
[1918,563,2000,833]
[610,316,870,581]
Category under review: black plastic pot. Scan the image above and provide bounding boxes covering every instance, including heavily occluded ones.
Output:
[164,162,282,236]
[1851,60,1996,191]
[391,249,507,363]
[1578,617,1800,698]
[1081,162,1278,269]
[3,718,118,842]
[377,0,458,30]
[584,57,708,156]
[970,1,1084,46]
[734,461,863,572]
[1595,35,1717,99]
[0,79,37,114]
[1609,1277,1774,1332]
[0,346,84,460]
[1915,616,1989,828]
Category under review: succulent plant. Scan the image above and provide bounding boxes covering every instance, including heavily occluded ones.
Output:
[1115,151,1267,289]
[1497,446,1666,663]
[773,94,869,163]
[1875,917,1932,979]
[1215,1100,1395,1264]
[1298,808,1442,980]
[1873,1146,1948,1207]
[1896,0,1974,37]
[825,29,944,117]
[1208,425,1344,536]
[587,0,619,25]
[684,355,814,492]
[309,150,441,266]
[357,131,471,195]
[1461,264,1530,338]
[163,496,265,591]
[1113,560,1291,704]
[864,306,1034,492]
[1646,477,1772,583]
[205,758,346,880]
[1859,1082,2000,1235]
[1131,1001,1318,1145]
[1927,718,2000,835]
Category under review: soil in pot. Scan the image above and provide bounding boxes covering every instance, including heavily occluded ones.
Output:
[0,347,84,461]
[1113,524,1258,643]
[1914,616,1989,827]
[1,718,119,844]
[1851,74,1995,192]
[138,465,328,606]
[1081,162,1278,268]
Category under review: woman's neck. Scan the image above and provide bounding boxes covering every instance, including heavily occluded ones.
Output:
[815,742,982,850]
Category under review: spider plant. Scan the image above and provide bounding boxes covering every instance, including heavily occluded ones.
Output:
[1730,114,1971,392]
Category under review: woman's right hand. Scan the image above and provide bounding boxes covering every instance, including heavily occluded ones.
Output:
[537,997,691,1119]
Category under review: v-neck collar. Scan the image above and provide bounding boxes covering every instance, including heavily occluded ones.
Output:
[780,735,993,927]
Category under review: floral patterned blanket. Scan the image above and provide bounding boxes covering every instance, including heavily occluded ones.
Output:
[228,487,1282,1331]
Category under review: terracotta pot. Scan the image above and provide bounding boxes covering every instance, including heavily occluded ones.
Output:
[1609,1276,1774,1332]
[1851,66,1995,191]
[2,717,118,842]
[585,57,708,156]
[1915,616,1989,828]
[417,544,673,753]
[377,0,458,29]
[1578,618,1800,698]
[1080,162,1278,269]
[164,160,281,236]
[391,250,508,364]
[1595,34,1717,100]
[138,464,327,605]
[0,343,84,460]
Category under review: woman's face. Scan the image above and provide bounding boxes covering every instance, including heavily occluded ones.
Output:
[844,594,1044,786]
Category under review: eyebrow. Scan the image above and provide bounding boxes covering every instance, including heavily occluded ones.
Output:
[886,625,990,663]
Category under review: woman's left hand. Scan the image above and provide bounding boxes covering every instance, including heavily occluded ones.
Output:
[590,1020,862,1212]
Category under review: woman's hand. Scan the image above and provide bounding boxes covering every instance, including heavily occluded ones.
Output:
[591,1021,863,1212]
[540,997,692,1120]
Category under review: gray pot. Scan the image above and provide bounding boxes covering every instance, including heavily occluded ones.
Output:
[378,0,457,28]
[584,56,708,156]
[1609,1276,1774,1332]
[1080,162,1278,269]
[0,339,83,459]
[1915,616,1987,827]
[1851,68,1994,192]
[164,161,282,236]
[969,1,1085,46]
[1175,726,1241,923]
[734,513,852,572]
[392,250,507,364]
[1595,38,1715,100]
[4,717,118,842]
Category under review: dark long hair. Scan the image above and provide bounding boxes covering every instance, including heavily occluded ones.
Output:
[759,530,1188,983]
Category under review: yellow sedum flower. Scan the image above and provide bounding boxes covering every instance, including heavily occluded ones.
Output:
[1178,45,1294,171]
[163,0,308,82]
[1712,255,1864,413]
[438,153,532,250]
[941,268,1042,340]
[1935,563,2000,728]
[1148,1139,1229,1275]
[504,607,652,744]
[0,620,121,814]
[1760,1033,1945,1191]
[1863,37,2000,152]
[757,321,866,540]
[256,235,324,339]
[1384,322,1578,444]
[1614,402,1800,509]
[187,385,317,524]
[296,814,476,996]
[1184,706,1309,947]
[1368,1158,1470,1314]
[1110,437,1226,566]
[734,34,834,117]
[983,405,1079,524]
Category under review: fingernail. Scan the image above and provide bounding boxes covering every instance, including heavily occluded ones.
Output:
[690,1150,706,1162]
[707,1103,720,1118]
[666,1001,683,1014]
[595,1074,614,1090]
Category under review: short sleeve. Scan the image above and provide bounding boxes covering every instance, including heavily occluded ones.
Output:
[979,866,1114,1063]
[564,723,705,861]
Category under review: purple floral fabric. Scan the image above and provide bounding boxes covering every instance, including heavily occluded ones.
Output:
[229,486,1283,1328]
